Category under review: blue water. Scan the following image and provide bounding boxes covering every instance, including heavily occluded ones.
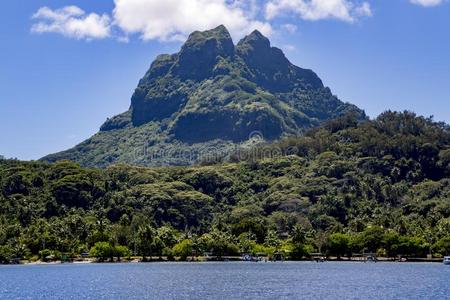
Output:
[0,262,448,299]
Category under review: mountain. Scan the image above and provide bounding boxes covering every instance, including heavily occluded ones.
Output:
[42,25,364,167]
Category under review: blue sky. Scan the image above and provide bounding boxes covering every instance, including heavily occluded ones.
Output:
[1,0,450,160]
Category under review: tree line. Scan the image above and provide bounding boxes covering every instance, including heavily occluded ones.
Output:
[0,111,449,262]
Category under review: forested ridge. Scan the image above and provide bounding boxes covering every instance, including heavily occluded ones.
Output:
[1,111,449,262]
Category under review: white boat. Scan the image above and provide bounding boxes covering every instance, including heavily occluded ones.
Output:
[444,256,450,265]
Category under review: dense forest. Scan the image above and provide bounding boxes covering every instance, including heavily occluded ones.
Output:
[1,111,449,263]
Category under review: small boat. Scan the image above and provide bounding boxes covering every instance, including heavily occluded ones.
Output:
[242,254,259,262]
[443,256,450,265]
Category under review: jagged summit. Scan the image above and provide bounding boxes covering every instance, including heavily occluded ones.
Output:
[237,30,323,93]
[186,25,234,45]
[238,30,270,49]
[173,25,235,81]
[42,25,365,167]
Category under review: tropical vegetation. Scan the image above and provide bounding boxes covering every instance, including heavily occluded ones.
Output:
[1,111,449,263]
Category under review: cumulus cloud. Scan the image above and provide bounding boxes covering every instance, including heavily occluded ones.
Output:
[31,6,111,40]
[31,1,382,42]
[265,0,372,22]
[113,0,272,41]
[410,0,444,6]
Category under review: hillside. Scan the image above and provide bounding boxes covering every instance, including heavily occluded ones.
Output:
[42,25,364,168]
[1,112,449,262]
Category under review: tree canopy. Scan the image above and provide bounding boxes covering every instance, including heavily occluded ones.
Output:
[1,112,449,262]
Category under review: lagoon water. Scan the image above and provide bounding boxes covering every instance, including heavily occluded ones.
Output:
[0,262,448,299]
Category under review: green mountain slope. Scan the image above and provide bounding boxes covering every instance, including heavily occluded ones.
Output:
[2,112,449,261]
[42,25,364,167]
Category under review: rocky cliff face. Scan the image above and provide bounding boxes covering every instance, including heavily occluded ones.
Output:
[42,25,365,167]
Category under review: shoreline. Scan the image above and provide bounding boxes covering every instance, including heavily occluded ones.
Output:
[8,256,445,265]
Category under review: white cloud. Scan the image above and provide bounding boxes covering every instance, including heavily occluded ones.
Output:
[410,0,444,6]
[31,0,379,43]
[281,23,298,33]
[282,44,297,51]
[265,0,372,22]
[112,0,272,41]
[355,2,372,16]
[31,6,111,40]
